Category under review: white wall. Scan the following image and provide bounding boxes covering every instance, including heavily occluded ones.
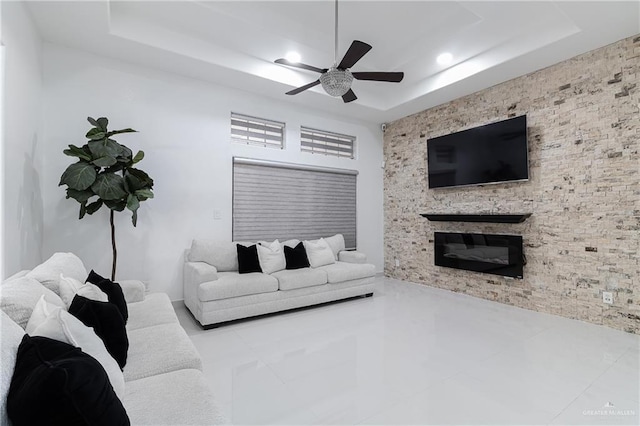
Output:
[1,2,44,277]
[42,44,384,300]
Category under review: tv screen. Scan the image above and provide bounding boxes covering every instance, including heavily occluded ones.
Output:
[427,115,528,189]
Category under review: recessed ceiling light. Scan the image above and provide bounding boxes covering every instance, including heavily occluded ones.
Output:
[437,52,453,65]
[285,51,301,63]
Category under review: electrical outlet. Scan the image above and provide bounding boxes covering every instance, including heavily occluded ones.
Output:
[394,258,400,267]
[603,291,613,304]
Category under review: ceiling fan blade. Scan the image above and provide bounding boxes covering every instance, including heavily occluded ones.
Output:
[342,89,357,103]
[337,40,372,70]
[352,72,404,83]
[275,59,327,74]
[286,79,321,95]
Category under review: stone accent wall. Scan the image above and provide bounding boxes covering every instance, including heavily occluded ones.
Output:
[384,35,639,333]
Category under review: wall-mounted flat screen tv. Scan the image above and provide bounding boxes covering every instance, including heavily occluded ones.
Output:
[427,115,528,189]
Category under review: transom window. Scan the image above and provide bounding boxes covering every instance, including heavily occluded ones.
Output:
[231,112,285,149]
[300,126,355,159]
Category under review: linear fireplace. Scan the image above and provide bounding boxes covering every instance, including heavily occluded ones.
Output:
[434,232,524,279]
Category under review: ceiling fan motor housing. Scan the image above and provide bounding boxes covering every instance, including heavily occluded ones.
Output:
[320,67,354,97]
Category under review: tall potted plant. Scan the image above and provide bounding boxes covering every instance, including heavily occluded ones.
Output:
[59,117,154,280]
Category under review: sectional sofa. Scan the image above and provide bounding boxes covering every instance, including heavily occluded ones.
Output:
[0,253,225,426]
[183,235,376,328]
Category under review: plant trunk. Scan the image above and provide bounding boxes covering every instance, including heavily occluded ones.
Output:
[110,210,117,281]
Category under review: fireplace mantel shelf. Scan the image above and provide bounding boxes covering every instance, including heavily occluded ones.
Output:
[420,213,532,223]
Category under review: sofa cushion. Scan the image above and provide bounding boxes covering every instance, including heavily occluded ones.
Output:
[1,311,25,425]
[284,242,310,270]
[69,295,129,369]
[25,252,87,295]
[324,234,346,260]
[0,276,66,329]
[125,323,202,381]
[315,261,376,283]
[237,244,262,274]
[126,293,179,331]
[123,369,225,426]
[188,240,238,272]
[198,272,278,302]
[304,238,336,268]
[271,268,328,291]
[7,335,129,426]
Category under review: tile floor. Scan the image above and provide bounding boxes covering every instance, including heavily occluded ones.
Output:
[175,277,640,425]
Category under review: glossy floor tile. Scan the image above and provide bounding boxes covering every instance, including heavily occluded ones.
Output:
[176,277,640,425]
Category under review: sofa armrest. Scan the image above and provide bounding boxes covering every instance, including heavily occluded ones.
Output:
[119,280,146,303]
[184,262,218,287]
[338,250,367,264]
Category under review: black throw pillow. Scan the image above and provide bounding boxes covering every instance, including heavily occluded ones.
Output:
[7,335,130,426]
[86,270,128,323]
[284,242,310,270]
[69,295,129,369]
[236,244,262,274]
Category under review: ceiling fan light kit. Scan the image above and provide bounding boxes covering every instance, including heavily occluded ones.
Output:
[274,0,404,103]
[320,67,354,97]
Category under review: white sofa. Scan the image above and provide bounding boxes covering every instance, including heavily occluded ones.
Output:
[183,235,376,328]
[0,253,225,426]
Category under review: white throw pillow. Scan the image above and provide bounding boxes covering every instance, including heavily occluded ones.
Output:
[324,234,346,260]
[26,252,88,295]
[25,295,62,335]
[30,308,125,400]
[58,274,108,308]
[0,276,66,329]
[304,238,336,268]
[257,240,286,274]
[1,311,25,424]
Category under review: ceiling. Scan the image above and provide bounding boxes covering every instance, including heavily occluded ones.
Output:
[27,1,640,124]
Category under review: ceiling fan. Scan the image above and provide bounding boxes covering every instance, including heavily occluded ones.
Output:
[274,0,404,103]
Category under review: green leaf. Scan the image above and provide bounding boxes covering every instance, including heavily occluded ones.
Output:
[92,156,118,167]
[104,199,126,212]
[131,210,138,227]
[91,173,127,200]
[105,163,126,174]
[126,194,140,212]
[86,128,106,140]
[128,168,154,188]
[124,168,153,192]
[88,139,120,159]
[134,188,154,200]
[106,128,137,137]
[86,199,103,215]
[60,162,97,191]
[96,117,109,132]
[132,150,144,164]
[79,202,87,220]
[87,117,99,127]
[63,145,92,161]
[116,142,132,160]
[66,188,94,203]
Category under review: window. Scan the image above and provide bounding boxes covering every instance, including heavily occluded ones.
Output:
[231,112,285,149]
[300,126,355,159]
[233,158,357,249]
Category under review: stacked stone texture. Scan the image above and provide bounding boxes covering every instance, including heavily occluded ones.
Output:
[384,35,640,334]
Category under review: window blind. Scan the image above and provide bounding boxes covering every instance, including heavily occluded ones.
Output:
[231,112,285,149]
[300,126,355,159]
[233,158,357,249]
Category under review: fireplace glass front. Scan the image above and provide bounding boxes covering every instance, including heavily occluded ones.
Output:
[434,232,524,278]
